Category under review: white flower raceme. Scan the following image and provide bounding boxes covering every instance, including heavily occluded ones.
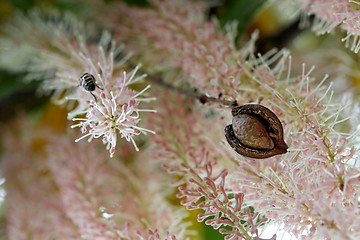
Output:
[72,69,156,157]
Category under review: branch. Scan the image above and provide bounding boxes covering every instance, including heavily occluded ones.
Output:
[127,62,238,107]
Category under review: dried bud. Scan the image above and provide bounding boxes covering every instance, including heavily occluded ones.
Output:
[225,104,288,159]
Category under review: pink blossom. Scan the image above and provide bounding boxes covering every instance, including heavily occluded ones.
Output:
[1,116,189,239]
[102,0,254,101]
[2,0,360,239]
[0,10,155,156]
[291,0,360,52]
[104,0,360,238]
[147,93,274,239]
[1,118,80,240]
[47,133,189,239]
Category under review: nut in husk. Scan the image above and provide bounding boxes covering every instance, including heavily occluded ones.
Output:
[225,104,288,159]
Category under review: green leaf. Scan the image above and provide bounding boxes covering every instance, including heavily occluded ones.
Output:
[2,0,37,11]
[217,0,266,36]
[0,70,37,98]
[203,221,227,240]
[0,70,49,122]
[105,0,149,7]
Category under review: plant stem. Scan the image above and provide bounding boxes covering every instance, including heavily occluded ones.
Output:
[128,62,237,107]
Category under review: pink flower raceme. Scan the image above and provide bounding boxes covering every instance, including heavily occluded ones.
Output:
[1,118,80,240]
[0,9,156,156]
[47,132,188,240]
[1,117,187,240]
[103,0,255,101]
[2,1,360,239]
[147,93,274,239]
[291,0,360,52]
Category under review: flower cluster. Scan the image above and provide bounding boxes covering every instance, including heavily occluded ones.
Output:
[1,117,80,240]
[100,0,293,106]
[100,0,360,238]
[286,0,360,52]
[1,113,188,240]
[71,67,155,157]
[147,93,274,239]
[48,133,187,239]
[0,10,155,157]
[1,0,360,239]
[102,0,257,101]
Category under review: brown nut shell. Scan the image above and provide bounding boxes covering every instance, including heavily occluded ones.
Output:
[225,104,288,159]
[232,114,274,150]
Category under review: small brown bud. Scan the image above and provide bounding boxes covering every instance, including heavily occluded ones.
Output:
[225,104,288,159]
